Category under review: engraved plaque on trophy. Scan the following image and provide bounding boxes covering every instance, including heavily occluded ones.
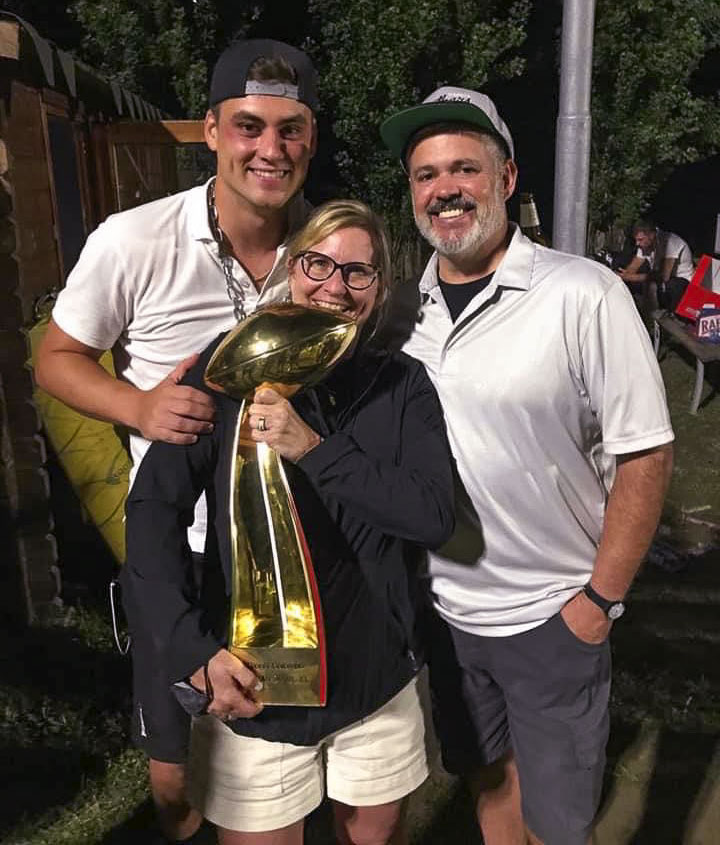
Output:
[205,304,357,706]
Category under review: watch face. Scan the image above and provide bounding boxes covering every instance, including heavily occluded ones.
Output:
[608,602,625,620]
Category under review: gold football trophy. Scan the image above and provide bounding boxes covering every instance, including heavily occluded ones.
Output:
[204,303,357,706]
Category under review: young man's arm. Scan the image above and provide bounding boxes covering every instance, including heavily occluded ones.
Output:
[660,257,677,282]
[36,320,215,445]
[617,254,649,283]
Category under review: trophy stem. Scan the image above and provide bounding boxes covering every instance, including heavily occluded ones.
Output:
[256,440,290,636]
[227,401,327,706]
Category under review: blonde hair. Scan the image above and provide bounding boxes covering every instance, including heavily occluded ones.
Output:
[287,199,393,304]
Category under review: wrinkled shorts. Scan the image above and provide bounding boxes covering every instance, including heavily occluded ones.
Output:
[187,676,428,833]
[428,611,610,845]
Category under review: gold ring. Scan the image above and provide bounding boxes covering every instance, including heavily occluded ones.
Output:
[257,416,267,432]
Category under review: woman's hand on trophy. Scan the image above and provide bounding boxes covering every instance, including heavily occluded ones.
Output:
[190,648,264,721]
[249,387,323,462]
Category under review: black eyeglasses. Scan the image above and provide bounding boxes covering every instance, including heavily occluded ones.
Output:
[296,251,378,291]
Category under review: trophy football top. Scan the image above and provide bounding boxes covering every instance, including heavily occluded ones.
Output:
[204,303,357,399]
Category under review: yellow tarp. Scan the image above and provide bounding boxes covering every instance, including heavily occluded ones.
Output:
[27,317,130,563]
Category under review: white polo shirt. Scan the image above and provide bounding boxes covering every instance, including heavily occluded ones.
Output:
[53,180,304,552]
[404,225,674,637]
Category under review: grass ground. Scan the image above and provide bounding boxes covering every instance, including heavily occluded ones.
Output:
[2,343,719,845]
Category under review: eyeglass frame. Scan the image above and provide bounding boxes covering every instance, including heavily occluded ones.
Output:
[293,250,379,291]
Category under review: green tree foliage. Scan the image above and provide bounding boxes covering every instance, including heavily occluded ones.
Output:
[307,0,531,240]
[67,1,308,116]
[33,0,720,243]
[71,0,199,114]
[590,0,720,231]
[69,0,257,116]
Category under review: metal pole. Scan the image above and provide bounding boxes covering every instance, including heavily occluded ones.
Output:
[553,0,597,255]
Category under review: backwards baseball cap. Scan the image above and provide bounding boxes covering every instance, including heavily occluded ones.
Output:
[209,39,319,112]
[380,86,514,162]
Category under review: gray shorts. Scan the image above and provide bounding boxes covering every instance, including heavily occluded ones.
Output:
[428,610,610,845]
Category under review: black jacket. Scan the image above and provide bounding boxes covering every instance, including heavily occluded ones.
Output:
[121,337,454,744]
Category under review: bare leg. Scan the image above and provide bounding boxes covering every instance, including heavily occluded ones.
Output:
[468,751,528,845]
[218,819,304,845]
[333,798,406,845]
[149,759,203,841]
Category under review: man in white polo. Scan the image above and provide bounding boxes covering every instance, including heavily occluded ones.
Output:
[36,39,318,845]
[619,218,694,311]
[621,219,694,284]
[381,88,674,844]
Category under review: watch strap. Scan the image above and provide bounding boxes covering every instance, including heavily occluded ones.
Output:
[583,582,624,616]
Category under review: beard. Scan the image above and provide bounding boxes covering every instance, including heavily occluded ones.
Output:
[413,180,507,258]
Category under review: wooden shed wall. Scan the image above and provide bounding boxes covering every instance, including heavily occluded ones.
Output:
[0,83,59,622]
[8,82,63,317]
[0,16,166,623]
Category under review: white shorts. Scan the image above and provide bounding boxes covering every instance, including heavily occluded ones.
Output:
[187,676,428,833]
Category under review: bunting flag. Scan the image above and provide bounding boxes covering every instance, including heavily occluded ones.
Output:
[133,94,147,120]
[57,50,76,97]
[4,12,170,123]
[110,81,124,115]
[124,89,137,119]
[17,17,54,87]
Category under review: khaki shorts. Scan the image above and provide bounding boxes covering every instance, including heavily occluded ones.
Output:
[187,676,428,833]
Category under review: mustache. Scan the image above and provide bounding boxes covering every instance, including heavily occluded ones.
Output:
[427,196,477,215]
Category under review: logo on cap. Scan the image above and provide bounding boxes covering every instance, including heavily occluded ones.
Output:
[436,94,472,104]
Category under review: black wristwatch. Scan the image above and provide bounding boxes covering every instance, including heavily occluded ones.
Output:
[583,583,626,620]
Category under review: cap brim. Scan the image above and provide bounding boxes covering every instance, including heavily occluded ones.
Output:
[380,102,502,160]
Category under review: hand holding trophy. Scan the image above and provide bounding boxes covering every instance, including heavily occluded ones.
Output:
[204,303,357,705]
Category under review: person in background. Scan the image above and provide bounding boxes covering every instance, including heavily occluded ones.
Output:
[35,38,319,845]
[381,86,674,845]
[618,219,694,312]
[121,199,455,845]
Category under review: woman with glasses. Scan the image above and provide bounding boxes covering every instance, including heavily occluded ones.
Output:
[121,200,454,845]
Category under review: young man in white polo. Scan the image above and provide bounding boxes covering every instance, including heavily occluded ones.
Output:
[36,39,318,844]
[618,218,694,312]
[381,88,674,844]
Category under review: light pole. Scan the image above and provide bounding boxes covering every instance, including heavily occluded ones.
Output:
[553,0,597,255]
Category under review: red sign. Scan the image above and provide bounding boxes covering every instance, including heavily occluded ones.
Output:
[675,255,720,321]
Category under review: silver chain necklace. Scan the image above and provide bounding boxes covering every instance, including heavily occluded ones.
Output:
[207,178,250,322]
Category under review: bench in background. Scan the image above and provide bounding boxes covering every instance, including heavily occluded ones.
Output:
[652,310,720,414]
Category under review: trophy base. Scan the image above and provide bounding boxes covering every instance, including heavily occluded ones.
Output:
[231,646,327,707]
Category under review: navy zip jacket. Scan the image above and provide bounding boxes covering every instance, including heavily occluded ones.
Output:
[121,335,454,745]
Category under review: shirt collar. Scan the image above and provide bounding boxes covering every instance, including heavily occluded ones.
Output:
[419,223,536,295]
[186,178,215,242]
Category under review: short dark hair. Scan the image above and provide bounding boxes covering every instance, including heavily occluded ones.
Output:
[210,55,299,120]
[632,218,657,235]
[247,55,298,86]
[404,121,510,170]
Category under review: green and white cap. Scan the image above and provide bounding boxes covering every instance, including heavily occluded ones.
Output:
[380,86,514,162]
